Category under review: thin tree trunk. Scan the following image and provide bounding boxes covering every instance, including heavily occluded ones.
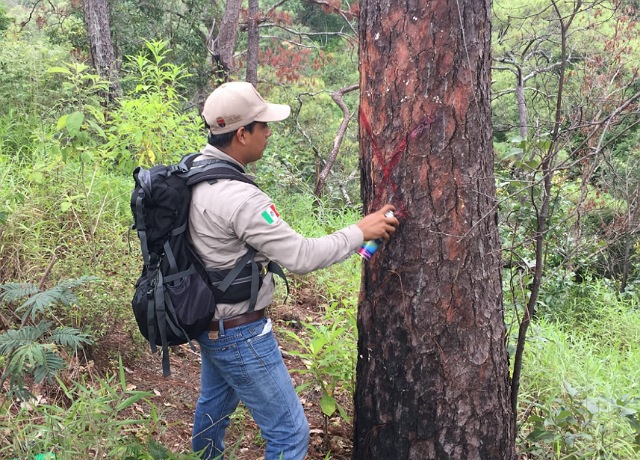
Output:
[82,0,120,99]
[510,0,579,417]
[246,0,259,85]
[207,0,243,82]
[516,73,528,139]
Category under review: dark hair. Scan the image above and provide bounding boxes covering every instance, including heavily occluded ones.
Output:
[207,121,257,148]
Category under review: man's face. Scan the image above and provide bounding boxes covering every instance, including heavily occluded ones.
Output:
[242,122,272,164]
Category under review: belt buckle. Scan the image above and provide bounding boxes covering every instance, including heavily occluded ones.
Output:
[208,330,219,340]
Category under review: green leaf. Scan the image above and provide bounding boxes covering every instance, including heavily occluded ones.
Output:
[32,351,65,383]
[115,392,150,412]
[57,114,68,131]
[584,399,600,414]
[29,171,45,184]
[50,326,93,348]
[0,282,39,303]
[336,401,351,423]
[46,66,73,75]
[320,394,336,417]
[65,111,85,135]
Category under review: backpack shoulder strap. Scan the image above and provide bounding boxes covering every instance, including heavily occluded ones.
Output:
[185,157,289,309]
[186,159,257,188]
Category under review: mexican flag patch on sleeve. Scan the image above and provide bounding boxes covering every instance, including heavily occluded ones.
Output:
[261,204,280,224]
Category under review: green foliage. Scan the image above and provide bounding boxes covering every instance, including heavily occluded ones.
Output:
[0,4,10,34]
[515,292,640,458]
[109,0,215,94]
[1,276,99,324]
[0,358,198,459]
[520,384,640,458]
[46,63,110,164]
[282,299,356,423]
[296,2,345,36]
[0,37,69,117]
[105,40,201,169]
[0,277,96,399]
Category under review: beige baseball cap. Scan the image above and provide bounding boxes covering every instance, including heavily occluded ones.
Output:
[202,81,291,135]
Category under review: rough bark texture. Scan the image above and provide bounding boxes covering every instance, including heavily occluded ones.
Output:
[216,0,243,73]
[204,0,242,83]
[246,0,259,86]
[354,1,515,459]
[82,0,120,97]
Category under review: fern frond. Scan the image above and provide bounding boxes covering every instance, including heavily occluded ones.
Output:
[0,282,39,303]
[6,341,47,374]
[0,322,50,354]
[50,326,93,349]
[15,276,101,322]
[32,350,66,383]
[17,287,76,320]
[57,275,100,290]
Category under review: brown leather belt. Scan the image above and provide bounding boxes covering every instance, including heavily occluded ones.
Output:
[209,309,266,332]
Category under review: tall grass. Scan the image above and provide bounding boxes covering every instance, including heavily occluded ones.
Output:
[517,280,640,457]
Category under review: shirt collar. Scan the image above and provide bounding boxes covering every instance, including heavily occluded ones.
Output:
[200,144,246,172]
[199,144,258,181]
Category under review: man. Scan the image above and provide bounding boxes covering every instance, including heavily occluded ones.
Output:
[189,81,398,459]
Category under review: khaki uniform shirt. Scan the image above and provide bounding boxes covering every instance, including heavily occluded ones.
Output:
[189,145,364,319]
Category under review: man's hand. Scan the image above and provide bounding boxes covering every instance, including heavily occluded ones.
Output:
[356,204,399,241]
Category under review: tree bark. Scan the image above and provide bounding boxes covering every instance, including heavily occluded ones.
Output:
[354,1,515,459]
[207,0,243,81]
[82,0,120,99]
[246,0,259,85]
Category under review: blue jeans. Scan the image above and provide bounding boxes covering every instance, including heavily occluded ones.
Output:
[192,318,309,459]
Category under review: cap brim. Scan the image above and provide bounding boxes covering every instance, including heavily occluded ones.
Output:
[254,103,291,123]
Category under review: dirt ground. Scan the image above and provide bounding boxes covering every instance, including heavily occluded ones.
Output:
[109,293,355,460]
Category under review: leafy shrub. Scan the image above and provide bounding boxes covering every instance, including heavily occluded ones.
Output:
[282,299,356,451]
[104,40,201,171]
[0,37,72,120]
[0,5,10,34]
[517,299,640,458]
[519,383,640,458]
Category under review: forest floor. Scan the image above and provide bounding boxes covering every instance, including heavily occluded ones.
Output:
[97,288,354,460]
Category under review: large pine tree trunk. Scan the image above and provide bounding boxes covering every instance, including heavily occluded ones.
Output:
[353,1,515,459]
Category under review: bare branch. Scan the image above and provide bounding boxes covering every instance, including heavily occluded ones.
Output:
[19,0,45,32]
[302,0,358,35]
[314,83,359,197]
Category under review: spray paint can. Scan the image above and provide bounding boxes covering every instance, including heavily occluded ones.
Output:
[357,210,395,260]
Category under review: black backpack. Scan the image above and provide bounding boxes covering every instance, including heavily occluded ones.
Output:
[130,153,285,376]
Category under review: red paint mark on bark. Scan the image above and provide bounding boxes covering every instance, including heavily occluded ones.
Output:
[360,108,436,218]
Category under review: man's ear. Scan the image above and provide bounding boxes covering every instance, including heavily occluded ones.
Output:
[235,127,247,145]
